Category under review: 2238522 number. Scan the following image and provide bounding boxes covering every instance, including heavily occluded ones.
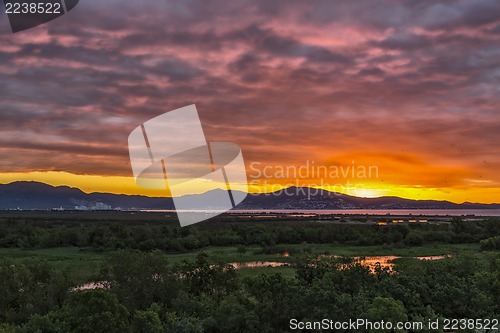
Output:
[5,2,62,14]
[442,318,499,331]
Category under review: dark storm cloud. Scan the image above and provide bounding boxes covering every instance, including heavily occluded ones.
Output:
[0,0,498,186]
[374,32,433,51]
[293,0,500,31]
[226,24,352,64]
[356,67,385,78]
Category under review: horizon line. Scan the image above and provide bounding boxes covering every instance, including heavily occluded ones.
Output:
[1,179,499,206]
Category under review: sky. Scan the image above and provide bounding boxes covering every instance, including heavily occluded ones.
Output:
[0,0,499,203]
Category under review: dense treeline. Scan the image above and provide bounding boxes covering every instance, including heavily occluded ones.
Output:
[0,215,499,252]
[0,250,498,332]
[0,214,498,332]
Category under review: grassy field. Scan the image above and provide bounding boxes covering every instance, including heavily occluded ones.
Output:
[0,242,481,282]
[0,247,103,282]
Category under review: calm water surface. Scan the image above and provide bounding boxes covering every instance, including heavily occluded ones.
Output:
[72,255,446,291]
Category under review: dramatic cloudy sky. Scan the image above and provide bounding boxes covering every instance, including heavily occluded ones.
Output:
[0,0,499,202]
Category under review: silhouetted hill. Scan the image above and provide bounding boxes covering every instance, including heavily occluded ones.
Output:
[0,182,498,210]
[0,181,174,210]
[238,186,500,210]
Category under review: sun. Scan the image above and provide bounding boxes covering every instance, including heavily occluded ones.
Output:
[350,188,385,198]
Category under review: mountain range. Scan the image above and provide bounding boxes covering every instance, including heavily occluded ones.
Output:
[0,181,499,210]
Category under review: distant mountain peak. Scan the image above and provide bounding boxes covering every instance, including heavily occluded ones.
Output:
[0,181,498,210]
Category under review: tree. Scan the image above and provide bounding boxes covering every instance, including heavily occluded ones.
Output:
[131,310,163,333]
[237,245,247,257]
[0,324,17,333]
[0,259,69,324]
[178,252,239,302]
[19,314,60,333]
[163,313,203,333]
[57,290,130,333]
[405,232,424,246]
[367,297,408,333]
[100,249,178,312]
[244,273,302,331]
[480,236,500,251]
[203,293,259,333]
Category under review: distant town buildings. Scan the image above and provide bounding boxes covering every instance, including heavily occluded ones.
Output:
[377,218,432,225]
[74,202,112,211]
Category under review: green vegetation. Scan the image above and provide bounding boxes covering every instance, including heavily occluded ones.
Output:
[0,212,498,252]
[0,212,498,332]
[0,243,482,283]
[0,247,102,282]
[1,250,498,333]
[480,235,500,251]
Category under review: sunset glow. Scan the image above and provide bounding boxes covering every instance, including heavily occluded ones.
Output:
[1,0,499,204]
